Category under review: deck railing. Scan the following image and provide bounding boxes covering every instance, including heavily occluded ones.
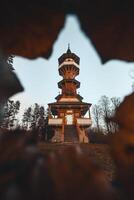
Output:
[76,118,92,126]
[59,61,79,69]
[48,118,63,125]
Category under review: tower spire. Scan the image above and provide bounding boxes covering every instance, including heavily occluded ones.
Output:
[68,43,70,49]
[67,43,71,53]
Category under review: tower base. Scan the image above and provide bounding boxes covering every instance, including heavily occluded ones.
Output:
[51,125,89,143]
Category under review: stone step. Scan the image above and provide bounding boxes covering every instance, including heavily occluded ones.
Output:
[64,125,79,143]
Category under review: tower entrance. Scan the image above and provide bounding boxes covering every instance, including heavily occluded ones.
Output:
[66,114,73,125]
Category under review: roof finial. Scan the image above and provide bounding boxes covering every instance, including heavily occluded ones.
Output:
[68,43,70,50]
[67,43,71,53]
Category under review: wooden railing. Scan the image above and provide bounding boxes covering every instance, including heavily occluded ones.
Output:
[76,118,92,126]
[59,61,79,69]
[48,118,63,125]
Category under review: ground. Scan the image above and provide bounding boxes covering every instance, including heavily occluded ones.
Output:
[38,143,115,182]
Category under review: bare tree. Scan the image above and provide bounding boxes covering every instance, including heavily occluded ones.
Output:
[91,104,102,133]
[99,96,111,134]
[111,97,121,110]
[92,96,121,134]
[108,97,121,133]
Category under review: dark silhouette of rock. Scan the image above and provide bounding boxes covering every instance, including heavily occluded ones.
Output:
[0,1,134,62]
[110,93,134,199]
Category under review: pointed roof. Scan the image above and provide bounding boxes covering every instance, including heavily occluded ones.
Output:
[66,43,71,54]
[58,45,80,65]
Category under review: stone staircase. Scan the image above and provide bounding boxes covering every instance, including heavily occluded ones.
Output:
[64,125,79,143]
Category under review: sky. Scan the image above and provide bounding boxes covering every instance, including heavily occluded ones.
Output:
[11,15,134,115]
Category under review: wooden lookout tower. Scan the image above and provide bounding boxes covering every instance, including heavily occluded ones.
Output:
[48,46,92,143]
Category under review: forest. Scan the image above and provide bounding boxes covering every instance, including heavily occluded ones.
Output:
[0,95,121,143]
